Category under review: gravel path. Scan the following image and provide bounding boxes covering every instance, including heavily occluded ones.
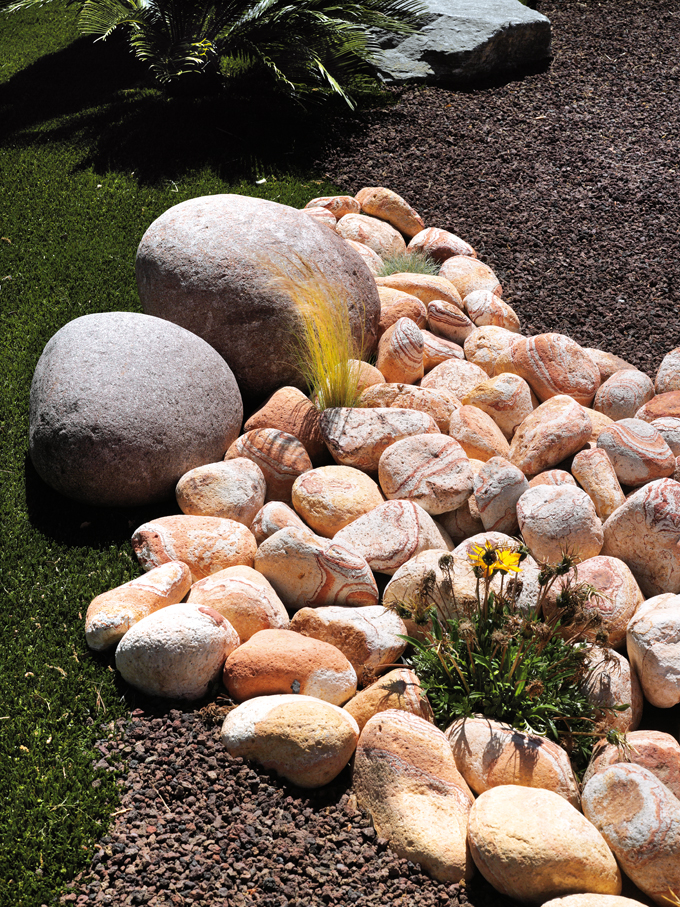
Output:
[63,1,679,904]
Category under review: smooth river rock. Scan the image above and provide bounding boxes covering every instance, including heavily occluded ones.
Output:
[291,465,384,537]
[517,485,604,564]
[626,592,680,708]
[509,395,592,476]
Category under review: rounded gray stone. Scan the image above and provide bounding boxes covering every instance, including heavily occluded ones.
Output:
[29,312,243,507]
[135,194,381,403]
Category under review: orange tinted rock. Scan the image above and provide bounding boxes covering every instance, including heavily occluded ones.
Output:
[448,405,511,461]
[463,373,536,440]
[464,325,521,377]
[304,195,360,218]
[427,299,476,344]
[391,386,462,432]
[636,390,680,422]
[376,273,464,309]
[464,290,521,333]
[421,358,488,399]
[585,348,638,383]
[594,370,655,421]
[597,419,675,486]
[571,448,626,523]
[655,346,680,394]
[584,730,680,800]
[517,485,604,563]
[344,668,433,731]
[509,395,592,476]
[292,465,384,537]
[422,330,465,371]
[408,226,476,261]
[345,238,383,275]
[175,458,266,525]
[378,287,428,335]
[250,500,307,544]
[439,255,502,298]
[375,318,424,384]
[355,186,425,238]
[579,648,643,734]
[226,428,313,504]
[244,386,326,466]
[303,206,338,231]
[585,408,616,443]
[336,212,406,258]
[528,469,577,488]
[348,359,386,392]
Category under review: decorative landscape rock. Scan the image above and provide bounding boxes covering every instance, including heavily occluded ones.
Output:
[451,532,541,615]
[585,348,638,383]
[473,456,529,534]
[186,565,289,641]
[422,331,466,369]
[390,386,462,432]
[464,290,521,333]
[375,273,464,310]
[585,407,616,443]
[635,390,680,423]
[378,287,428,335]
[336,212,407,258]
[626,592,680,708]
[243,386,327,465]
[344,668,433,732]
[136,194,380,402]
[175,458,266,525]
[85,561,192,652]
[438,255,502,298]
[375,317,424,384]
[462,373,536,440]
[584,730,680,800]
[528,469,577,488]
[221,694,360,788]
[543,896,647,907]
[650,416,680,456]
[655,346,680,394]
[467,785,622,903]
[593,369,655,422]
[304,195,360,219]
[348,359,386,392]
[249,500,307,544]
[353,710,474,883]
[345,238,383,275]
[115,603,240,700]
[131,515,257,582]
[578,648,643,734]
[596,419,675,487]
[29,312,243,507]
[582,764,680,906]
[421,357,489,400]
[225,428,313,505]
[463,325,520,377]
[253,526,379,610]
[571,448,626,523]
[291,465,384,537]
[355,186,425,238]
[517,485,603,563]
[427,299,476,345]
[408,227,476,261]
[304,206,337,230]
[508,395,592,476]
[448,404,511,461]
[223,628,357,705]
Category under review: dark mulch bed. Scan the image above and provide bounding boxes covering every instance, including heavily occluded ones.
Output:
[63,1,680,905]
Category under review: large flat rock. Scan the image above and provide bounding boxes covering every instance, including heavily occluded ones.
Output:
[372,0,551,85]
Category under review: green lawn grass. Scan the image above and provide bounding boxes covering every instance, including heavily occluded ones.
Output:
[0,6,348,904]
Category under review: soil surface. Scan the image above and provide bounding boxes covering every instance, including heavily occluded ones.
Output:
[63,1,679,905]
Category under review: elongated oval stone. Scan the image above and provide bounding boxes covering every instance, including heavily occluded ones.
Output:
[408,226,476,261]
[509,395,592,476]
[597,419,675,486]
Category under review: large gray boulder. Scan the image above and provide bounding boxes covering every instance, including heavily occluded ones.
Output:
[29,312,243,507]
[372,0,551,85]
[135,194,381,403]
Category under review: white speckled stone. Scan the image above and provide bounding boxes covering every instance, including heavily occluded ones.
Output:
[176,458,266,525]
[627,592,680,708]
[517,485,603,563]
[593,369,655,421]
[473,456,529,534]
[509,395,592,477]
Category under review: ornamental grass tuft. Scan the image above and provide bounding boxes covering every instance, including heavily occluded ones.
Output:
[377,249,439,277]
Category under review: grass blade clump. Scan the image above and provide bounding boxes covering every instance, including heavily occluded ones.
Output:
[377,249,439,276]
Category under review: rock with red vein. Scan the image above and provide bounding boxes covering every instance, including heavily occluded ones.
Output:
[254,526,379,610]
[464,325,521,377]
[650,417,680,455]
[376,273,464,310]
[582,763,680,906]
[345,238,383,275]
[635,390,680,422]
[627,592,680,707]
[579,647,643,733]
[225,428,313,504]
[655,346,680,394]
[336,212,406,258]
[221,694,359,788]
[355,186,425,238]
[571,448,626,523]
[303,206,337,231]
[244,386,327,466]
[354,710,474,883]
[464,290,521,333]
[517,485,604,563]
[85,561,192,651]
[378,287,428,336]
[292,464,384,537]
[250,500,307,544]
[344,668,433,732]
[132,515,257,582]
[223,628,357,705]
[583,730,680,800]
[596,418,675,486]
[422,330,466,371]
[528,469,577,488]
[375,317,424,384]
[448,404,511,462]
[407,226,476,260]
[422,357,489,400]
[427,299,476,345]
[438,255,502,298]
[391,386,462,432]
[473,456,529,534]
[463,373,537,440]
[304,195,360,218]
[585,348,638,383]
[593,369,655,421]
[176,458,266,526]
[509,395,592,476]
[446,717,580,807]
[187,564,289,641]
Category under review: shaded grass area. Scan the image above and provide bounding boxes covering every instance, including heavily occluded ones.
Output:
[0,6,350,904]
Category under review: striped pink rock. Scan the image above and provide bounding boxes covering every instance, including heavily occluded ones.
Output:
[627,592,680,707]
[344,668,433,732]
[132,515,257,582]
[438,255,502,298]
[250,500,307,544]
[187,565,289,641]
[336,212,406,258]
[221,694,359,788]
[579,648,643,734]
[290,605,406,675]
[596,419,675,486]
[495,333,601,406]
[303,206,337,231]
[292,465,384,537]
[464,290,521,333]
[223,628,357,705]
[354,710,474,883]
[582,764,680,906]
[375,317,424,384]
[584,730,680,800]
[422,331,465,371]
[304,195,360,218]
[448,405,510,461]
[473,456,529,534]
[378,287,428,335]
[427,299,476,345]
[225,428,312,504]
[407,226,476,261]
[421,357,489,399]
[635,390,680,422]
[378,433,473,514]
[446,717,580,807]
[244,386,327,466]
[509,395,592,476]
[528,469,577,487]
[464,325,521,377]
[334,499,452,574]
[651,417,680,455]
[175,457,266,526]
[319,407,439,474]
[375,273,464,310]
[602,478,680,597]
[593,369,655,421]
[355,186,425,238]
[517,485,604,563]
[655,346,680,394]
[345,239,383,275]
[254,526,379,610]
[585,348,638,383]
[85,561,192,651]
[463,373,536,440]
[571,448,626,523]
[390,386,462,432]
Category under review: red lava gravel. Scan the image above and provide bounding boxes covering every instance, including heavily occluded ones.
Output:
[62,1,678,905]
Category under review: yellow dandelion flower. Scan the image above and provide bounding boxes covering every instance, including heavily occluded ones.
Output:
[469,542,522,577]
[496,548,522,575]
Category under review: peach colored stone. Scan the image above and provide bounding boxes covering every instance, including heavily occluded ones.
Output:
[627,592,680,708]
[585,348,638,383]
[391,386,462,432]
[448,405,511,462]
[335,212,406,258]
[224,628,357,704]
[407,226,476,261]
[468,786,621,904]
[250,500,307,544]
[473,456,529,534]
[348,359,386,392]
[427,299,476,345]
[635,390,680,422]
[375,273,464,310]
[597,419,675,486]
[354,710,474,882]
[602,478,680,597]
[655,346,680,394]
[319,407,439,474]
[583,730,680,800]
[593,369,655,421]
[422,330,465,371]
[303,206,337,230]
[187,565,289,641]
[225,428,313,504]
[509,395,592,476]
[254,526,378,610]
[446,717,580,807]
[517,485,604,563]
[85,561,192,651]
[304,195,360,218]
[571,448,626,523]
[244,386,326,465]
[579,648,643,734]
[378,433,473,514]
[132,515,257,582]
[345,238,383,275]
[528,469,577,488]
[463,373,537,440]
[358,382,404,409]
[290,605,406,675]
[375,317,424,384]
[582,764,680,906]
[378,287,428,335]
[291,465,384,537]
[175,458,266,526]
[116,603,240,699]
[585,408,616,443]
[355,186,425,238]
[438,255,502,298]
[650,417,680,455]
[421,357,489,399]
[438,497,484,544]
[221,694,359,788]
[464,290,521,333]
[344,668,433,731]
[464,325,521,377]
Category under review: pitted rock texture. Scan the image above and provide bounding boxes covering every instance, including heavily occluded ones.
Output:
[463,325,519,377]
